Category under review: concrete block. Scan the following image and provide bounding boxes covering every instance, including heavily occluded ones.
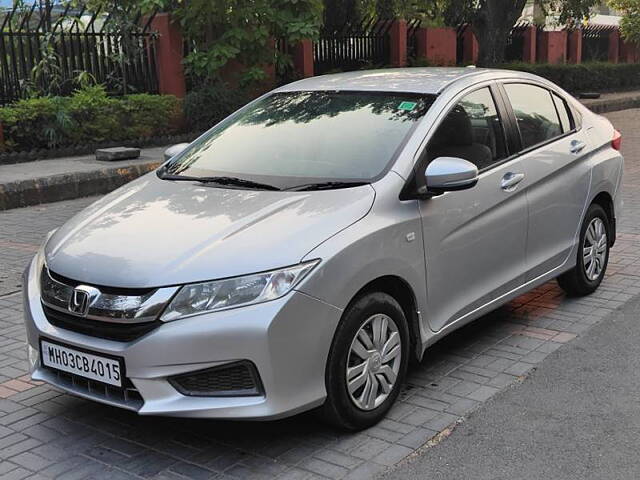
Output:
[95,147,141,161]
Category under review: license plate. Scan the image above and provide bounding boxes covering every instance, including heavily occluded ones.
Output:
[40,339,123,387]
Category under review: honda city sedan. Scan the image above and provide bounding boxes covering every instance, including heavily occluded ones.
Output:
[23,68,623,430]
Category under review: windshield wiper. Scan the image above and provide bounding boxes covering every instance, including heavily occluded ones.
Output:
[287,181,368,192]
[158,173,281,191]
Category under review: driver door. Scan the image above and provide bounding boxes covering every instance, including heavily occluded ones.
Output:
[416,85,529,332]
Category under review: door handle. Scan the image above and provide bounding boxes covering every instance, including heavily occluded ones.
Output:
[501,172,525,192]
[570,139,586,154]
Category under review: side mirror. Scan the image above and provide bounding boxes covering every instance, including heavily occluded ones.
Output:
[163,143,190,161]
[423,157,478,194]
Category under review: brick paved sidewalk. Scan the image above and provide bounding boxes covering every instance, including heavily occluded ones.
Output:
[0,109,638,479]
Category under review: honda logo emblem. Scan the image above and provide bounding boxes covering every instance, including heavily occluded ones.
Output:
[68,285,100,317]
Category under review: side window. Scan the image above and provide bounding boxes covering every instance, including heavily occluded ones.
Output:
[427,87,507,171]
[552,93,572,133]
[504,83,562,150]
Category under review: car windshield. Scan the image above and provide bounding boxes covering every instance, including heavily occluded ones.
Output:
[161,91,434,190]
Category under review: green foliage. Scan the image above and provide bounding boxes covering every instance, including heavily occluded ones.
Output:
[0,86,182,152]
[83,0,323,87]
[178,0,323,86]
[444,0,599,65]
[183,81,249,132]
[501,62,640,92]
[354,0,448,23]
[608,0,640,44]
[0,97,62,151]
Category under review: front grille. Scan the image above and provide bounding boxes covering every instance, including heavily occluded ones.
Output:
[42,305,161,342]
[169,361,264,397]
[38,367,143,411]
[48,269,155,296]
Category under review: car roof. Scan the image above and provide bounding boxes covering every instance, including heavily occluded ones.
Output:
[274,67,546,95]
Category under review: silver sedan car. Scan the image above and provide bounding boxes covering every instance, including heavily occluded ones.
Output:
[23,68,623,430]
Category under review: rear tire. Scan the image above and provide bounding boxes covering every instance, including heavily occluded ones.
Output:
[557,203,610,296]
[322,292,409,431]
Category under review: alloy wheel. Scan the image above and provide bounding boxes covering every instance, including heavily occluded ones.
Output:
[346,313,402,411]
[582,217,608,281]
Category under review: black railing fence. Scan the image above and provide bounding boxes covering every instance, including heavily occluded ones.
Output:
[313,17,393,75]
[582,24,616,62]
[505,21,529,62]
[406,18,422,61]
[0,2,158,106]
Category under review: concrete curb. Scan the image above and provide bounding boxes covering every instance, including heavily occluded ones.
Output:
[0,161,160,211]
[581,95,640,114]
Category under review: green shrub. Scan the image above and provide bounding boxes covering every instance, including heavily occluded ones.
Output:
[500,62,640,93]
[122,94,183,138]
[0,97,63,151]
[183,81,249,132]
[0,86,184,152]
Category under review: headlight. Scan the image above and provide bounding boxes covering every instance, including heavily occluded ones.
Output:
[32,229,56,277]
[161,260,319,321]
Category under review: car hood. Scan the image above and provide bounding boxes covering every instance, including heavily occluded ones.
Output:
[45,174,375,288]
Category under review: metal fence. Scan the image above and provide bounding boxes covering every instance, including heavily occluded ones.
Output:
[406,18,422,61]
[313,18,393,75]
[0,2,158,106]
[582,24,615,62]
[504,22,529,62]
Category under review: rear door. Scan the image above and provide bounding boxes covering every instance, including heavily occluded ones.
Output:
[498,82,591,281]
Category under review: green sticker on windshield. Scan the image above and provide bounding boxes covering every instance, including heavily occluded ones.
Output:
[398,101,417,111]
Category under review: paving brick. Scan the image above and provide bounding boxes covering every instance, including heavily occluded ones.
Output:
[467,385,500,402]
[349,437,392,460]
[9,452,53,471]
[118,450,177,477]
[276,467,315,480]
[167,461,215,480]
[365,426,404,443]
[372,444,414,466]
[396,427,438,449]
[446,398,480,416]
[552,332,578,343]
[299,458,349,479]
[313,450,362,469]
[0,463,18,476]
[0,467,32,480]
[422,412,459,432]
[0,438,41,460]
[342,462,388,480]
[504,362,535,377]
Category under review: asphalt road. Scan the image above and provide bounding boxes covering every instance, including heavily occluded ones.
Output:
[384,292,640,480]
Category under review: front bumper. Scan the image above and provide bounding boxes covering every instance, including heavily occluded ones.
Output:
[23,258,343,419]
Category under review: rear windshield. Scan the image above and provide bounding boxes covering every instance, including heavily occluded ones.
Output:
[162,91,434,188]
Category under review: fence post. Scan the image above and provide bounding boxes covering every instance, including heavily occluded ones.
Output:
[0,122,4,151]
[567,29,582,64]
[390,19,408,67]
[523,25,537,63]
[537,31,567,64]
[416,27,456,65]
[608,29,621,63]
[293,39,314,78]
[462,27,478,64]
[151,13,187,98]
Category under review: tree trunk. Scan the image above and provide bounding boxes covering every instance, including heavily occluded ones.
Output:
[472,0,528,66]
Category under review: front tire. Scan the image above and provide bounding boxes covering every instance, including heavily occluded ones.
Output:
[322,292,409,431]
[557,203,610,296]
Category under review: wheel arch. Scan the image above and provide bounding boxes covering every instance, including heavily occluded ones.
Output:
[591,191,616,247]
[348,275,422,362]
